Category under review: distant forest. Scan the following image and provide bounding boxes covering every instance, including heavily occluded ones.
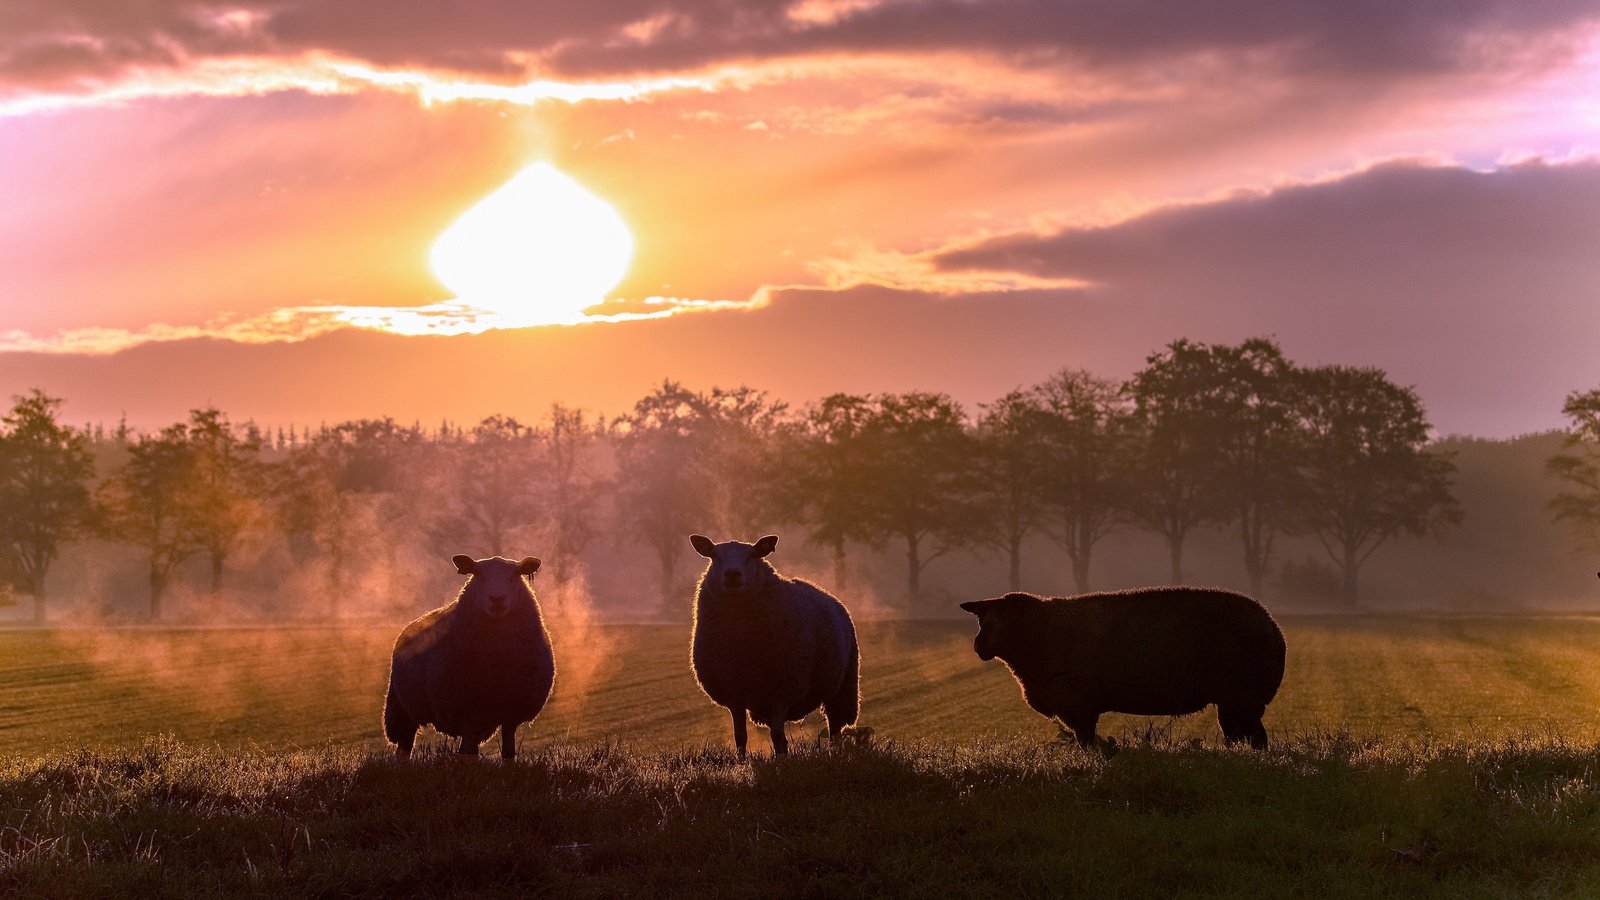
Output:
[1,336,1598,622]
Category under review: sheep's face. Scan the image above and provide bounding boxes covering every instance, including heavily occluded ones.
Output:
[453,554,541,619]
[690,534,778,598]
[960,593,1041,662]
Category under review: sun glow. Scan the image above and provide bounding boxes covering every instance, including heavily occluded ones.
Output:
[430,163,634,326]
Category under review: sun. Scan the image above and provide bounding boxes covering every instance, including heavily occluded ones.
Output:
[430,163,634,326]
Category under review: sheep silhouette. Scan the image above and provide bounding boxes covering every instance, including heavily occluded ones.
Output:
[689,534,860,756]
[383,554,555,759]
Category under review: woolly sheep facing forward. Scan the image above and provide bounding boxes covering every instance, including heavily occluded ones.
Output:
[690,534,859,756]
[383,554,555,760]
[961,587,1286,749]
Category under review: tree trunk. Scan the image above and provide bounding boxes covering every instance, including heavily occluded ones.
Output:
[905,534,922,606]
[149,568,166,620]
[1342,544,1360,607]
[1168,535,1185,585]
[1007,540,1022,592]
[1071,547,1092,594]
[30,571,46,623]
[1246,563,1264,601]
[832,540,847,591]
[1240,512,1270,600]
[326,556,345,621]
[210,552,225,595]
[1066,510,1093,593]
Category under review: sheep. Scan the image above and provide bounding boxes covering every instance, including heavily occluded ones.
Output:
[960,587,1286,749]
[690,533,859,756]
[383,554,555,760]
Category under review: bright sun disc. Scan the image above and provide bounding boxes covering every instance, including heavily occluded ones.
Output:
[430,163,633,326]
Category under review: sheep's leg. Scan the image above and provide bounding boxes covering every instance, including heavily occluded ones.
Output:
[768,718,789,756]
[499,724,518,761]
[731,707,748,757]
[383,692,417,759]
[1218,704,1268,749]
[824,650,860,739]
[1061,711,1099,748]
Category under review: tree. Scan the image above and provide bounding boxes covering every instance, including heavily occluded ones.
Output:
[697,386,792,537]
[614,382,790,610]
[1547,388,1600,553]
[539,404,607,589]
[854,392,981,608]
[783,394,877,589]
[0,390,95,620]
[613,382,714,606]
[1200,339,1305,599]
[1295,365,1462,605]
[1124,340,1231,583]
[974,390,1053,591]
[1031,370,1134,592]
[436,415,542,557]
[99,424,204,618]
[185,407,268,595]
[274,418,426,618]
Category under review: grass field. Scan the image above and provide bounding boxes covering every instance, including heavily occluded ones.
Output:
[7,616,1600,896]
[5,616,1600,754]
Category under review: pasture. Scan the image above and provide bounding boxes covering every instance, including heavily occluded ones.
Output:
[5,616,1600,753]
[6,615,1600,896]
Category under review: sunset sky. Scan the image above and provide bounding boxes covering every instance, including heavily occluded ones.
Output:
[3,0,1599,436]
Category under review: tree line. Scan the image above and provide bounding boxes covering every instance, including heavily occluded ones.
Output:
[0,336,1518,621]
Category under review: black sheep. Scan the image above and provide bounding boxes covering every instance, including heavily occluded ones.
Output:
[961,588,1285,748]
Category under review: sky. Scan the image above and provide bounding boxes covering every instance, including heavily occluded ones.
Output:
[2,0,1599,436]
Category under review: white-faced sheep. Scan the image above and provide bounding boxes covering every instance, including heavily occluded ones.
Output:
[690,533,859,756]
[383,554,555,760]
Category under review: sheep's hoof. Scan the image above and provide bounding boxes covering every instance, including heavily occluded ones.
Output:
[838,725,874,742]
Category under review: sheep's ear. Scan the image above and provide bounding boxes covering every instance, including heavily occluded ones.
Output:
[752,535,779,558]
[690,534,716,558]
[452,555,477,575]
[959,599,998,618]
[518,557,542,576]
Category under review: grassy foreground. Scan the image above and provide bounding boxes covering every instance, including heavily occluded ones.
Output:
[6,733,1600,898]
[7,616,1600,896]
